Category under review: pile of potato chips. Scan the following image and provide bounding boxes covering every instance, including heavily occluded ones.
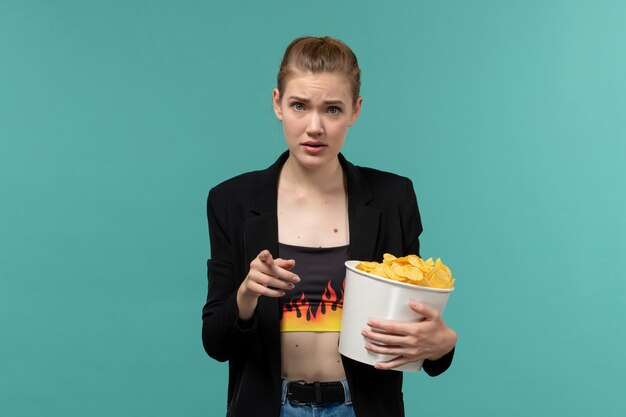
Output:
[356,253,455,289]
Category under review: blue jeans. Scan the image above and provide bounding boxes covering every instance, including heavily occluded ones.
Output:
[280,379,356,417]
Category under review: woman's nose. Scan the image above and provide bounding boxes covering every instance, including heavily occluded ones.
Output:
[306,112,324,136]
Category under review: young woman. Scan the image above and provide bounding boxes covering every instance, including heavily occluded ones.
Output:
[202,36,457,417]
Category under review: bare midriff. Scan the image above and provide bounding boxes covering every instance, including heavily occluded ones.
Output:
[281,332,346,382]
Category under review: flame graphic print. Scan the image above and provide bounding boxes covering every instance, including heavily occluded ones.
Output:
[280,278,345,332]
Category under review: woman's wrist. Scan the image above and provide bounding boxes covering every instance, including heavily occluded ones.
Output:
[428,327,457,361]
[236,285,259,321]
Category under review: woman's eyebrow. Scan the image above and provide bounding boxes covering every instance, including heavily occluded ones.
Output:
[287,96,346,105]
[287,96,310,102]
[323,99,346,105]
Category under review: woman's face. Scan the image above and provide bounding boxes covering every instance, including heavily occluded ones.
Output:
[272,71,362,170]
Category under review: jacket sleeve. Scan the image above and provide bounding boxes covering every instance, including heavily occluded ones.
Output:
[400,178,423,256]
[401,179,456,376]
[201,188,258,362]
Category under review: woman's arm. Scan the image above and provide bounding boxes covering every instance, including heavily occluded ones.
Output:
[201,188,299,361]
[402,180,456,375]
[201,188,254,362]
[362,179,456,374]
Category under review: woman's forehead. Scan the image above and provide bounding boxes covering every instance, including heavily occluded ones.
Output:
[282,71,352,101]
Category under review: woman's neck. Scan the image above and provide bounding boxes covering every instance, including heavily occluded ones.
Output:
[279,155,345,194]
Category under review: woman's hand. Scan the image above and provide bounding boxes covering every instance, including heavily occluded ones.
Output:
[236,250,300,320]
[361,302,457,370]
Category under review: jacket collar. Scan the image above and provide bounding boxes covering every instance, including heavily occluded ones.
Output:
[247,150,380,259]
[247,151,380,259]
[249,151,376,214]
[250,151,374,214]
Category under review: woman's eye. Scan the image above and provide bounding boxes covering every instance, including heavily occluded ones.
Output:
[328,106,341,115]
[292,103,305,111]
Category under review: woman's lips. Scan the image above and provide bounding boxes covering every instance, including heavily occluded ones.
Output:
[301,141,327,155]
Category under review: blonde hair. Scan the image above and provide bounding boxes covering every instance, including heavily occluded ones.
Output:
[277,36,361,103]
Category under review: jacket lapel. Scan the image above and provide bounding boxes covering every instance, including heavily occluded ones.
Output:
[340,154,381,261]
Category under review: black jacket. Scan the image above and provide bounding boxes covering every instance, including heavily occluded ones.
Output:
[202,152,454,417]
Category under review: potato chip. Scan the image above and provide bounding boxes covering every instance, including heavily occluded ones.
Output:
[407,255,421,267]
[405,266,424,282]
[355,253,455,289]
[383,264,401,281]
[356,261,379,273]
[383,253,397,263]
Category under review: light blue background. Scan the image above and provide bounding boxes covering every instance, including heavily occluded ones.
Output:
[1,1,625,416]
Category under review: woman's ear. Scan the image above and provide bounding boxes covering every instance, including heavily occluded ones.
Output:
[348,96,363,126]
[272,88,283,121]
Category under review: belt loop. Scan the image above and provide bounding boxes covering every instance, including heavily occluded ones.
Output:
[340,379,352,405]
[314,381,322,404]
[281,379,289,405]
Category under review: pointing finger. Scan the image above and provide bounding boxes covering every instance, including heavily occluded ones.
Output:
[274,258,296,270]
[258,250,273,264]
[255,251,299,283]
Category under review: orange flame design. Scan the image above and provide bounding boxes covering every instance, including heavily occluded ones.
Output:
[280,279,345,332]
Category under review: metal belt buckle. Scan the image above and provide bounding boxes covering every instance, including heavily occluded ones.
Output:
[287,381,308,405]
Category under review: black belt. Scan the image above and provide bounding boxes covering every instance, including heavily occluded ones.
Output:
[286,380,346,405]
